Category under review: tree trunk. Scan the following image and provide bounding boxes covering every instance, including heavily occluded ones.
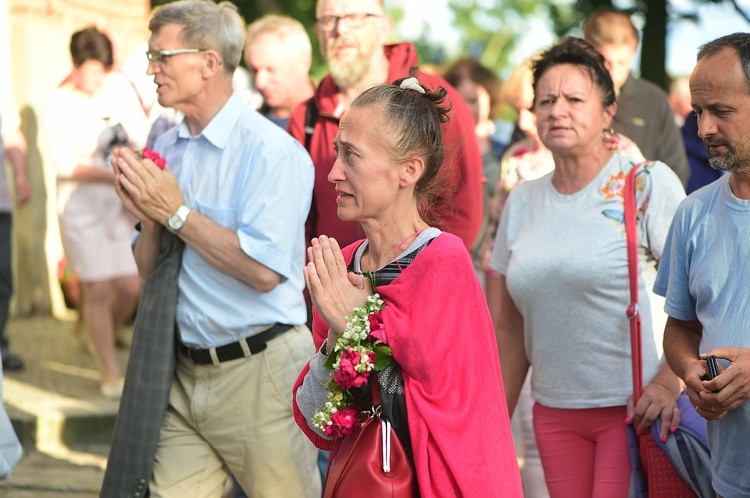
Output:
[640,0,668,90]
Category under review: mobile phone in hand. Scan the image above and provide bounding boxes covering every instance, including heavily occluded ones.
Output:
[705,355,719,381]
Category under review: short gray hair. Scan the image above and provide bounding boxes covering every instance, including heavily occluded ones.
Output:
[246,14,311,59]
[697,33,750,92]
[582,9,639,48]
[149,0,246,73]
[315,0,385,18]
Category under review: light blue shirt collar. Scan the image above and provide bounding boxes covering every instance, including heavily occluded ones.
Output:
[176,92,243,150]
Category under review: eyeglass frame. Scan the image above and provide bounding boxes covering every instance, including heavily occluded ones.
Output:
[145,48,207,63]
[315,13,383,33]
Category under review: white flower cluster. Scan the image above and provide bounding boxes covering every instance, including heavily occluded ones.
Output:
[311,293,385,435]
[311,391,345,431]
[332,294,385,353]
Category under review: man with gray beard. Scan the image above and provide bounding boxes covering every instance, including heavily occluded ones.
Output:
[287,0,484,252]
[654,32,750,497]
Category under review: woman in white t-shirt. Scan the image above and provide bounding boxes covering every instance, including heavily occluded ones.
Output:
[490,37,686,497]
[45,27,149,399]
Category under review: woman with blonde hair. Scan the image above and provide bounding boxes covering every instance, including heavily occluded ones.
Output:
[293,71,522,497]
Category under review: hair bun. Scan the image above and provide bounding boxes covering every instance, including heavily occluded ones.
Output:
[399,77,425,94]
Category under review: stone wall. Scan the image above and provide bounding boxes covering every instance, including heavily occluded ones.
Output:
[4,0,151,317]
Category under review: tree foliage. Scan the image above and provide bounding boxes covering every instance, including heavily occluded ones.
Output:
[150,0,750,89]
[416,0,749,90]
[535,0,749,88]
[411,0,547,75]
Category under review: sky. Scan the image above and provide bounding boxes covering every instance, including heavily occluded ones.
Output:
[667,0,750,75]
[397,0,750,77]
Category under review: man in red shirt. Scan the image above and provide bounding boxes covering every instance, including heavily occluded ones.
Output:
[288,0,484,251]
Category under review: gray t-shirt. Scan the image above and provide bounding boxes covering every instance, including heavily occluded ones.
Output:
[491,153,685,408]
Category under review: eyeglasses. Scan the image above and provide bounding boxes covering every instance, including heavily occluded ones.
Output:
[316,13,382,33]
[145,48,206,63]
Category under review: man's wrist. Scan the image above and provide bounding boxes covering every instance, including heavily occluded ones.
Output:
[166,204,192,234]
[137,218,162,234]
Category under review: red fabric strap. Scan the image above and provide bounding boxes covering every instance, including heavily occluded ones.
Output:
[371,374,381,406]
[625,162,647,405]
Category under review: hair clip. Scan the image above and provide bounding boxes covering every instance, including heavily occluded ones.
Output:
[399,77,425,94]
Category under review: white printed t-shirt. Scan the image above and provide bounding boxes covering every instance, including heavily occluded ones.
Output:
[491,153,685,408]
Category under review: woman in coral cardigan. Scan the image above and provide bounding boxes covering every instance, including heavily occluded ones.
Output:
[292,71,522,497]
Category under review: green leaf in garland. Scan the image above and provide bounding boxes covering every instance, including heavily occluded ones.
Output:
[374,354,394,371]
[323,352,338,370]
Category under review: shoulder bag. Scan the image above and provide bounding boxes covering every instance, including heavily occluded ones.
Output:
[323,374,419,498]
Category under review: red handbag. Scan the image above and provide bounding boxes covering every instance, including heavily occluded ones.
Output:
[624,163,696,497]
[323,377,419,498]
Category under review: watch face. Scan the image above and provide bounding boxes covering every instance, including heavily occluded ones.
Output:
[167,214,180,230]
[168,206,189,232]
[168,214,183,231]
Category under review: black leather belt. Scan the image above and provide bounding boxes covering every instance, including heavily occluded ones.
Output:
[178,323,293,364]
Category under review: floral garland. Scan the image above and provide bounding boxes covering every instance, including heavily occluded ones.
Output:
[312,293,393,438]
[136,147,167,169]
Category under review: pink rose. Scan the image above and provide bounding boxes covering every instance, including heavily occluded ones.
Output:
[367,312,387,343]
[326,409,359,438]
[333,348,371,389]
[139,147,167,169]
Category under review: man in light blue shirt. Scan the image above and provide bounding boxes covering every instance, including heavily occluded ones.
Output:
[107,1,319,497]
[655,33,750,497]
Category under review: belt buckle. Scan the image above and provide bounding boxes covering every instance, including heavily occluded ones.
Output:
[187,346,202,363]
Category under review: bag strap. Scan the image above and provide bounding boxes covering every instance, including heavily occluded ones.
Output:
[625,162,647,405]
[303,98,318,152]
[371,374,382,407]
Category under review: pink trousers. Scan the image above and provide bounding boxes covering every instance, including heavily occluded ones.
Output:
[533,403,631,498]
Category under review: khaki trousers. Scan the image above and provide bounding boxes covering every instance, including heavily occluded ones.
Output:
[150,325,321,498]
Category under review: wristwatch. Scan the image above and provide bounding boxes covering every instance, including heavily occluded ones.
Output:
[166,204,191,234]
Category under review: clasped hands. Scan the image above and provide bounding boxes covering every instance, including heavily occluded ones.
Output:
[111,147,184,230]
[685,347,750,421]
[304,236,373,339]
